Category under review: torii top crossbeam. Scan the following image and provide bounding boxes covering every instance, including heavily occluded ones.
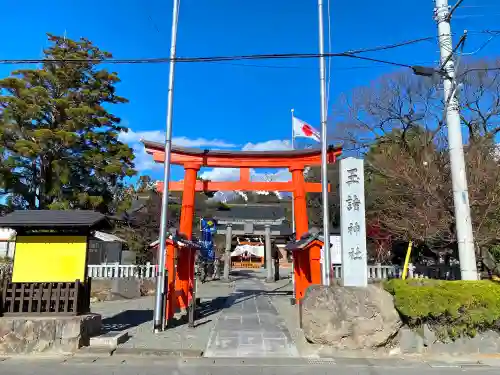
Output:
[143,140,341,168]
[142,140,342,193]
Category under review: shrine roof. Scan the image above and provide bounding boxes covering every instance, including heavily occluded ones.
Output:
[142,141,342,158]
[217,222,293,237]
[284,227,340,251]
[213,205,286,223]
[0,210,111,231]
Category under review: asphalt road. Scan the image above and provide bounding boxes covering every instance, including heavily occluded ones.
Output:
[1,357,499,375]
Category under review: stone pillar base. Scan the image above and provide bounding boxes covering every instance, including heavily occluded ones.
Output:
[0,313,102,355]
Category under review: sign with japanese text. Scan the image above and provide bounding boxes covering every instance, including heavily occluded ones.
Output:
[340,157,368,287]
[320,235,342,264]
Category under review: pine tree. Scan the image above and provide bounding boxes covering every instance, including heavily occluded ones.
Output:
[0,34,136,211]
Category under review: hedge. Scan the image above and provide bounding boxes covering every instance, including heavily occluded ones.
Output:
[384,279,500,339]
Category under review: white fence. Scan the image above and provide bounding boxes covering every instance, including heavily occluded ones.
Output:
[86,263,409,280]
[332,264,402,280]
[87,263,451,280]
[87,263,157,279]
[332,263,459,280]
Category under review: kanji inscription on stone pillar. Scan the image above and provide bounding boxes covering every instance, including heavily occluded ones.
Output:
[340,157,368,287]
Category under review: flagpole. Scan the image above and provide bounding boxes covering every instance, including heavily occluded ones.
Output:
[153,0,180,332]
[291,109,296,235]
[317,0,332,286]
[290,109,296,286]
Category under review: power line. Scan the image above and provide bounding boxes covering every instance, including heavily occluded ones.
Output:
[1,33,497,76]
[343,54,411,68]
[5,50,499,76]
[345,36,435,54]
[213,31,497,70]
[454,13,500,18]
[458,66,500,77]
[205,60,399,71]
[0,36,437,66]
[0,52,414,67]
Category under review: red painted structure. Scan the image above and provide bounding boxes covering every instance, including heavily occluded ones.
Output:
[143,141,342,321]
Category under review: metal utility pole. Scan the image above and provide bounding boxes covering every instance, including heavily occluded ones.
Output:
[290,109,296,286]
[317,0,331,286]
[153,0,181,332]
[291,109,296,235]
[434,0,478,280]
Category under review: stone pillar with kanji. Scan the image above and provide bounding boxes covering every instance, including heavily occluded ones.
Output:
[340,157,368,287]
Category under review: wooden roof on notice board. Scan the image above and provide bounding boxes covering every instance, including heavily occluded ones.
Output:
[0,210,111,230]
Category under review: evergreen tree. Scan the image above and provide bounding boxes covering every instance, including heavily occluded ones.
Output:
[0,34,135,211]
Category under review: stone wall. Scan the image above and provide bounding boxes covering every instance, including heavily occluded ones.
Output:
[90,278,155,302]
[301,284,500,356]
[397,325,500,355]
[0,314,101,355]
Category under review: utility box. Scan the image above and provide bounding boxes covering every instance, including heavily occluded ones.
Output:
[285,231,325,303]
[164,234,201,324]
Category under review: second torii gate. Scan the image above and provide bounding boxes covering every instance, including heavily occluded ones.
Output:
[143,140,342,320]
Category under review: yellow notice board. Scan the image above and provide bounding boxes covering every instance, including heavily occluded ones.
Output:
[12,236,87,282]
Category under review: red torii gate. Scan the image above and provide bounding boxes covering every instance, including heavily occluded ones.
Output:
[143,140,342,320]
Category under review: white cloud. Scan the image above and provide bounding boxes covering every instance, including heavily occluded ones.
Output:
[119,130,237,148]
[200,139,293,202]
[200,168,291,183]
[132,145,160,171]
[174,136,238,148]
[200,168,240,181]
[200,139,292,183]
[118,130,163,144]
[119,129,238,171]
[242,139,292,151]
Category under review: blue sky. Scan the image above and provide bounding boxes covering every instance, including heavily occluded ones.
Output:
[1,0,499,185]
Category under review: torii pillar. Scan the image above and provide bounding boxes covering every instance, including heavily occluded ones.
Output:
[176,163,199,309]
[143,141,342,318]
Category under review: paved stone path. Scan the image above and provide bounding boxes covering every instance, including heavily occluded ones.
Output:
[90,280,234,352]
[204,277,299,357]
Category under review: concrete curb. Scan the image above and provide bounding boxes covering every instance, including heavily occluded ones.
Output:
[2,354,500,368]
[313,353,500,368]
[71,346,204,359]
[74,347,115,357]
[113,347,203,358]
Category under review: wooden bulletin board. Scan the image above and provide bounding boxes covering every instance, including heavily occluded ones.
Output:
[12,235,87,282]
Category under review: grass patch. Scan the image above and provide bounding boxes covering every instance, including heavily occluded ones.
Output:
[384,279,500,339]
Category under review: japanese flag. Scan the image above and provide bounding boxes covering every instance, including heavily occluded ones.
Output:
[292,116,321,142]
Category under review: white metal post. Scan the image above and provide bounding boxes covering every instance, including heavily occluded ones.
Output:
[153,0,181,332]
[434,0,477,280]
[290,109,296,284]
[223,224,232,281]
[291,109,296,235]
[317,0,331,285]
[265,225,273,282]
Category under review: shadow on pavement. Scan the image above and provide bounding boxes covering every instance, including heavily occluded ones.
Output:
[196,296,228,319]
[101,309,153,333]
[224,279,294,309]
[99,271,290,333]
